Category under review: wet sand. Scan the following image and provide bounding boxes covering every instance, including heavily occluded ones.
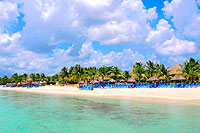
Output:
[1,86,200,105]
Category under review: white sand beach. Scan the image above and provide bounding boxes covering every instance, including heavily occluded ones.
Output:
[1,86,200,105]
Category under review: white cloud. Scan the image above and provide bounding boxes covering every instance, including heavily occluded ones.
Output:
[146,19,174,45]
[16,0,158,53]
[0,1,19,32]
[0,32,21,54]
[156,36,196,55]
[162,0,200,43]
[87,0,157,45]
[146,19,196,55]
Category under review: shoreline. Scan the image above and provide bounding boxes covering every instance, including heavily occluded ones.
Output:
[1,86,200,105]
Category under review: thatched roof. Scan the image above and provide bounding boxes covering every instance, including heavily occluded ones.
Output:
[168,64,183,75]
[99,78,103,82]
[79,81,84,84]
[103,77,110,81]
[119,79,125,83]
[147,77,158,81]
[127,78,136,83]
[92,80,99,84]
[53,73,60,76]
[109,79,116,83]
[170,76,186,81]
[27,77,32,82]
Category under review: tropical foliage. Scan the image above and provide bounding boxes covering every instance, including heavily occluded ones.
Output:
[0,58,200,85]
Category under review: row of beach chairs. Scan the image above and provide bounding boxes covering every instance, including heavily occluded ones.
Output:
[4,85,45,87]
[79,85,93,90]
[92,83,200,88]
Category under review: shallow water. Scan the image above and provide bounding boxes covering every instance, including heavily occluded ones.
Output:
[0,90,200,133]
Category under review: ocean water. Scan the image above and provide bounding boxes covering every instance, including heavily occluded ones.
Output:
[0,90,200,133]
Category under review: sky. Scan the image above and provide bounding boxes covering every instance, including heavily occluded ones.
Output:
[0,0,200,76]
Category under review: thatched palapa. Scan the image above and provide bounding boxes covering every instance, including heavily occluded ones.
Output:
[127,78,136,83]
[119,80,125,83]
[109,79,116,83]
[168,64,183,75]
[147,77,158,82]
[79,81,84,84]
[170,76,186,81]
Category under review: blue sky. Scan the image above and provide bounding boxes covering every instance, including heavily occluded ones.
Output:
[0,0,199,76]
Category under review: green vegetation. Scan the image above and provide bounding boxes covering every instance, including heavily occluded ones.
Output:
[0,58,200,85]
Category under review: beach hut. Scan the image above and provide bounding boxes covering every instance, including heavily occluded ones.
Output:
[109,79,116,84]
[26,82,31,85]
[119,80,125,83]
[103,77,110,81]
[170,76,186,81]
[79,81,84,84]
[127,78,136,83]
[92,80,99,84]
[168,64,183,76]
[27,77,33,82]
[147,77,158,82]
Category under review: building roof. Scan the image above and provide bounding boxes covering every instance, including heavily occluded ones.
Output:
[168,64,183,75]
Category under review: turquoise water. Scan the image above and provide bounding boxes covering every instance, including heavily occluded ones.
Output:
[0,90,200,133]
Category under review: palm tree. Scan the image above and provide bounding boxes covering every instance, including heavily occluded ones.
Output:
[98,66,108,79]
[182,58,200,82]
[110,66,122,80]
[22,73,28,82]
[29,73,36,82]
[11,73,18,84]
[60,67,68,82]
[35,73,40,82]
[1,75,8,85]
[18,75,23,83]
[146,60,157,78]
[87,67,97,80]
[70,64,85,82]
[132,62,146,84]
[40,73,46,81]
[123,70,130,80]
[158,64,170,82]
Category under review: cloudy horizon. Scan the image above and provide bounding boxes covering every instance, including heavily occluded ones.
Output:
[0,0,199,76]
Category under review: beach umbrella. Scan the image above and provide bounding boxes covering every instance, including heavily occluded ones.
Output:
[103,77,110,81]
[17,83,21,85]
[26,82,31,85]
[170,76,186,81]
[158,77,164,80]
[92,80,99,84]
[79,81,84,84]
[119,80,125,83]
[127,78,136,83]
[109,79,116,83]
[42,81,47,84]
[27,77,33,82]
[98,78,103,83]
[147,77,158,82]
